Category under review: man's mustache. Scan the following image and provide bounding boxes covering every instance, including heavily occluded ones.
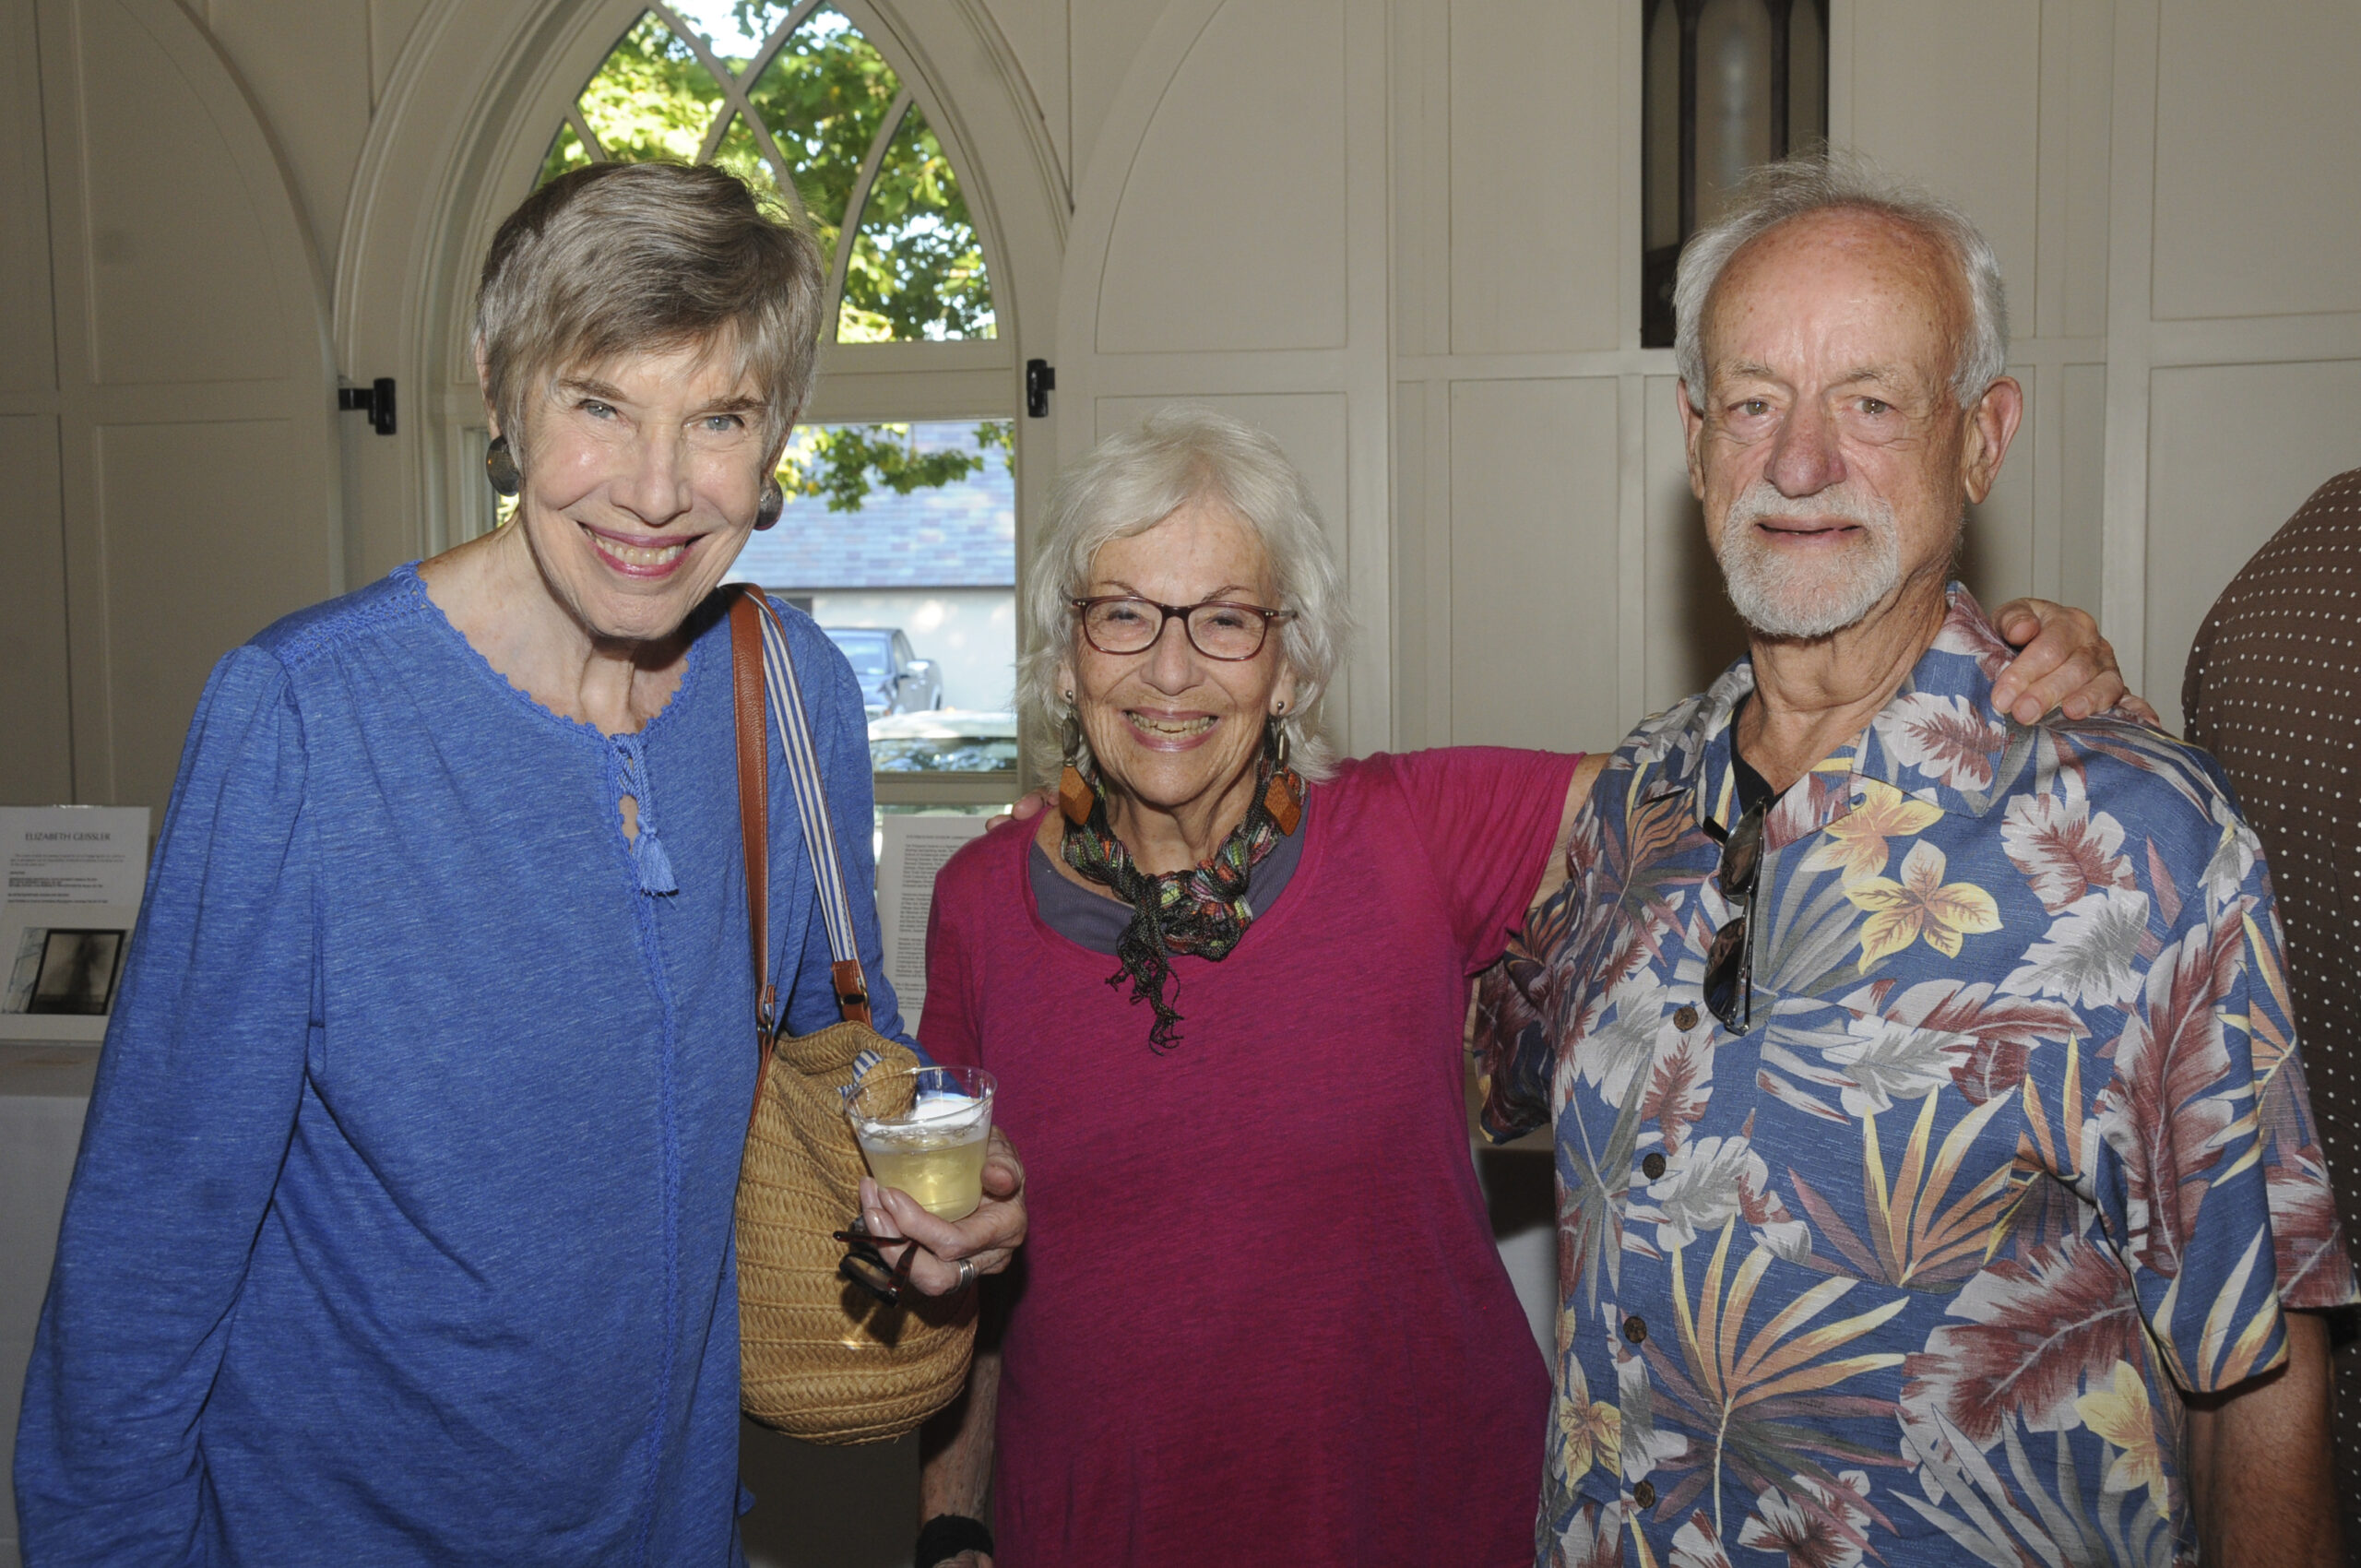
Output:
[1723,481,1894,535]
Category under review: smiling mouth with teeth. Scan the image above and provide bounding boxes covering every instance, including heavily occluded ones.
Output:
[1126,712,1216,737]
[590,531,689,568]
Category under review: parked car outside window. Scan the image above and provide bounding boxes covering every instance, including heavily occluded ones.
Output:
[822,626,944,718]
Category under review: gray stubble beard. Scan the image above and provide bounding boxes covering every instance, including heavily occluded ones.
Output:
[1713,479,1905,640]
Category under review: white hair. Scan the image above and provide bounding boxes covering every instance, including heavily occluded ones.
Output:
[1673,149,2010,412]
[1019,407,1351,783]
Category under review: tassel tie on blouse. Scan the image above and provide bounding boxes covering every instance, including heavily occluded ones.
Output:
[612,733,679,896]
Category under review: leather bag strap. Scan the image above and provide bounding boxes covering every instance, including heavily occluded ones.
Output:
[729,587,873,1033]
[729,591,777,1032]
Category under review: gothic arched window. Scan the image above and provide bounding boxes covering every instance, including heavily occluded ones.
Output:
[540,3,995,345]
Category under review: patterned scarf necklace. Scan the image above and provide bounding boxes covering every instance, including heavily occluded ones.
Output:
[1060,734,1305,1051]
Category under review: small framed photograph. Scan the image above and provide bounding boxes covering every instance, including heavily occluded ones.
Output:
[24,929,126,1015]
[1,904,139,1040]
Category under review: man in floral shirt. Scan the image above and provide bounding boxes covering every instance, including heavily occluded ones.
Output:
[1477,152,2355,1568]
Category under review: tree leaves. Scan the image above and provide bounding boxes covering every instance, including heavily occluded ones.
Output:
[777,422,1004,513]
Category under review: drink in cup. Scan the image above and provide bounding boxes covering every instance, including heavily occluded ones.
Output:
[845,1064,996,1221]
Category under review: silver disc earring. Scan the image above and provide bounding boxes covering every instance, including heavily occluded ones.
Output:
[485,436,521,497]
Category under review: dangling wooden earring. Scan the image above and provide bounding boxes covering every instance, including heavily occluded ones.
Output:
[1263,708,1302,833]
[1058,696,1094,826]
[485,435,520,497]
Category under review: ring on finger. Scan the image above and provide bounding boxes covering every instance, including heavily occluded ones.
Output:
[955,1257,978,1292]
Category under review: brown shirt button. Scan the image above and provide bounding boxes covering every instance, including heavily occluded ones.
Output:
[1633,1480,1656,1508]
[1621,1314,1646,1343]
[1673,1004,1699,1031]
[1641,1152,1667,1180]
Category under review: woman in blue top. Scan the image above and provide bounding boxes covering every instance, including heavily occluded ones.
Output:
[14,162,1026,1567]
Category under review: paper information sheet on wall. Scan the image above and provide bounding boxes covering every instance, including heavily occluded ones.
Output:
[876,814,991,1039]
[2,806,152,1041]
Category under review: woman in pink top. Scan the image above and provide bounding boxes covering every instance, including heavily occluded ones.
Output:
[903,408,2131,1568]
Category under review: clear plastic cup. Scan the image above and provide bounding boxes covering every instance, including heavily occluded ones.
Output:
[844,1064,997,1220]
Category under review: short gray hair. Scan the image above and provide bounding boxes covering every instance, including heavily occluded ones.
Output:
[474,161,825,463]
[1674,150,2009,411]
[1019,407,1351,783]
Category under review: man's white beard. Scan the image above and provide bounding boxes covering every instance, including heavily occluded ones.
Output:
[1714,479,1904,640]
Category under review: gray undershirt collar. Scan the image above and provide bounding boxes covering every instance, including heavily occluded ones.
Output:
[1026,800,1311,956]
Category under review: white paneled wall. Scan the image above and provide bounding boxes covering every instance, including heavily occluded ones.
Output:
[1442,378,1624,752]
[6,0,338,818]
[2151,1,2361,323]
[1097,0,1349,355]
[1059,0,1394,758]
[1389,0,2358,750]
[1389,0,2194,756]
[12,0,2348,779]
[2145,361,2361,718]
[2126,0,2361,728]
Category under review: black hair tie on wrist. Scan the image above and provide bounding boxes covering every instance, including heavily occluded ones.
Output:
[916,1514,995,1566]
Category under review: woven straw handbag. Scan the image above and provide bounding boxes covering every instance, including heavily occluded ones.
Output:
[728,588,978,1444]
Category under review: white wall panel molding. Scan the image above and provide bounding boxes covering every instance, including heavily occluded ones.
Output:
[0,414,74,805]
[2145,358,2361,731]
[2100,0,2361,728]
[2034,0,2112,343]
[2152,0,2361,324]
[1387,0,1649,754]
[1851,0,2044,318]
[32,0,338,813]
[1614,371,1651,731]
[1,0,60,398]
[1397,349,1675,383]
[1097,0,1347,354]
[1060,0,1393,760]
[1387,0,1448,364]
[1078,350,1366,392]
[2099,0,2161,700]
[1444,377,1621,750]
[1445,0,1620,357]
[2144,315,2361,371]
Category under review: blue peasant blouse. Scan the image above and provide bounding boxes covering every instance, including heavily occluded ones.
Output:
[14,566,901,1566]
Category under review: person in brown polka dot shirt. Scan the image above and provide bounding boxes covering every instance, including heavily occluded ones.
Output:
[2185,464,2361,1562]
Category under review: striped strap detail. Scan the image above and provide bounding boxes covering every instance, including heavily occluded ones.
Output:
[751,597,867,1002]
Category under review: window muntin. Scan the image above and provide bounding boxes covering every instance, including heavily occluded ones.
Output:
[540,4,995,344]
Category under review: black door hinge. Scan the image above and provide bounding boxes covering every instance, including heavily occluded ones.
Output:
[338,377,397,436]
[1025,359,1054,419]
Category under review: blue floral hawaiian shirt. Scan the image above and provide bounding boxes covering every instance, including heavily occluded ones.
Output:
[1477,586,2355,1568]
